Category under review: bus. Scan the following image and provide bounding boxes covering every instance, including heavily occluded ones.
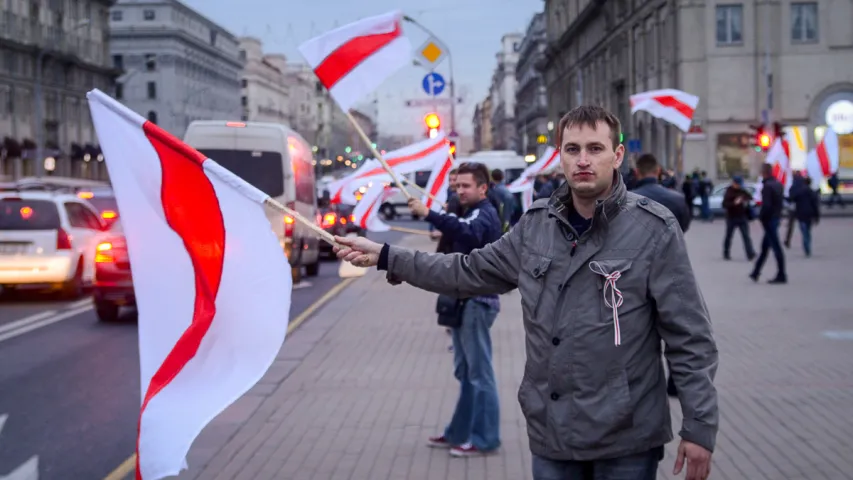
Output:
[183,120,321,283]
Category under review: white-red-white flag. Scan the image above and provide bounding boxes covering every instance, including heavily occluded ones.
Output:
[87,90,292,480]
[766,137,792,192]
[298,10,411,111]
[329,136,450,205]
[508,147,559,193]
[421,153,455,212]
[815,127,839,176]
[520,186,535,213]
[353,183,397,232]
[630,89,699,132]
[805,148,824,183]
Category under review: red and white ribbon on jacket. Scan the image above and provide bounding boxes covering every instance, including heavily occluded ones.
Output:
[589,261,624,346]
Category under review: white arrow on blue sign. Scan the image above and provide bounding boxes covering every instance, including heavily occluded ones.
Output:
[422,72,446,97]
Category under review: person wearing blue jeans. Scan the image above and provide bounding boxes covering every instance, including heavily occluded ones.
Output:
[532,447,664,480]
[750,164,787,284]
[443,299,500,453]
[405,162,504,457]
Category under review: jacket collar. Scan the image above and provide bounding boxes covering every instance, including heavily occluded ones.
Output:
[547,169,628,230]
[635,177,659,188]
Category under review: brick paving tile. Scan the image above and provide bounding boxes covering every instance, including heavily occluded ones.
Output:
[171,218,852,480]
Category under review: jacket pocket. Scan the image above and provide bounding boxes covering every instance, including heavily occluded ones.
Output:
[519,253,552,321]
[570,367,634,449]
[517,375,548,446]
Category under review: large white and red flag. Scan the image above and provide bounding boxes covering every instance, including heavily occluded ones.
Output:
[805,148,823,183]
[421,153,455,212]
[329,136,450,205]
[815,127,840,177]
[766,137,793,192]
[352,183,397,232]
[87,90,292,480]
[508,147,559,193]
[630,89,699,132]
[298,10,411,111]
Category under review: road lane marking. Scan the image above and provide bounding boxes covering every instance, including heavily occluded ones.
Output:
[102,277,357,480]
[67,298,93,310]
[0,306,93,344]
[1,413,39,480]
[0,311,58,336]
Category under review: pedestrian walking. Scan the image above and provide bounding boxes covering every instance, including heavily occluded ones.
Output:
[826,172,844,208]
[335,105,718,480]
[698,171,713,222]
[408,162,504,458]
[721,176,756,261]
[788,176,821,257]
[783,172,805,248]
[750,163,787,284]
[632,153,691,232]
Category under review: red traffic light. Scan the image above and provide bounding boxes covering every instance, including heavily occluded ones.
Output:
[448,141,457,156]
[759,133,771,148]
[424,113,441,130]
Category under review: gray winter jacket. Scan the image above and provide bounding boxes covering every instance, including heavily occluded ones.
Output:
[379,171,719,461]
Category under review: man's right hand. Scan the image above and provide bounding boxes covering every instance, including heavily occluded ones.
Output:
[334,235,383,268]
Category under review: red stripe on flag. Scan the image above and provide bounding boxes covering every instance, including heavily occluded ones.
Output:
[359,193,382,229]
[314,21,402,90]
[426,156,454,209]
[355,140,447,179]
[653,96,695,119]
[135,121,226,480]
[816,139,832,176]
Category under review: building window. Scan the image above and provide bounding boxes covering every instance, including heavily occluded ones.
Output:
[241,78,247,88]
[147,81,156,99]
[210,30,217,46]
[112,54,123,69]
[791,2,818,43]
[715,5,743,45]
[143,9,155,20]
[241,96,247,106]
[145,53,156,71]
[111,10,122,21]
[238,50,246,62]
[147,111,157,124]
[116,83,123,100]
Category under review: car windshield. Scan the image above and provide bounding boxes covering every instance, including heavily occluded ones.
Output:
[0,198,61,230]
[196,149,285,197]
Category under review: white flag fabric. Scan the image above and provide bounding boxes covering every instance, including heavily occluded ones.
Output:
[805,148,824,183]
[765,137,793,193]
[630,89,699,132]
[815,127,839,176]
[330,136,450,205]
[298,10,411,111]
[87,89,292,480]
[508,147,559,193]
[421,153,455,212]
[353,183,397,232]
[521,186,536,213]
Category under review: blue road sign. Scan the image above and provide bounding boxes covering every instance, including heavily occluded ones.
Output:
[422,72,446,96]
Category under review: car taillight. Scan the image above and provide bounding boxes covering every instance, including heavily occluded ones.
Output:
[101,210,117,220]
[284,201,296,238]
[323,212,337,227]
[349,214,355,223]
[95,242,114,263]
[56,227,72,250]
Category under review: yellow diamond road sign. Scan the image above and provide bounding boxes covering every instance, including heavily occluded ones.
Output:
[416,37,447,68]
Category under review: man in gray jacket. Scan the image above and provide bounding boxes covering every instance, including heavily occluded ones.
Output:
[334,106,719,480]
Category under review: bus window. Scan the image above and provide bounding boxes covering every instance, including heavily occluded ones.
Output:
[414,171,431,189]
[197,149,285,197]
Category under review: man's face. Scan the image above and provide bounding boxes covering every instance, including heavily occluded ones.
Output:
[455,173,486,207]
[560,121,624,198]
[449,174,458,191]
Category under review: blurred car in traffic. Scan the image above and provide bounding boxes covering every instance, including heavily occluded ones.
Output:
[76,187,120,227]
[0,186,106,297]
[92,220,132,322]
[318,203,364,257]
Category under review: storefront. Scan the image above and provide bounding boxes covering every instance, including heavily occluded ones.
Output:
[810,88,853,192]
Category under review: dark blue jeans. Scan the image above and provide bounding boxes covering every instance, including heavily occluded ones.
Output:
[532,447,663,480]
[751,217,786,280]
[444,300,500,451]
[799,220,813,256]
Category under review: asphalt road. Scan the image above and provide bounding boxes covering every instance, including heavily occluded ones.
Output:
[0,222,423,480]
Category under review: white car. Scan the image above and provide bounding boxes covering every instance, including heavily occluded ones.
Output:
[0,189,106,297]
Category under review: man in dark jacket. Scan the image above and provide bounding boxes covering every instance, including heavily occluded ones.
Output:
[335,106,718,479]
[632,153,690,233]
[789,176,821,256]
[750,163,787,284]
[407,161,504,457]
[722,176,756,260]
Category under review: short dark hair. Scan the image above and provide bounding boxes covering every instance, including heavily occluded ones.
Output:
[761,163,773,176]
[635,153,659,176]
[556,105,622,149]
[457,162,490,186]
[449,168,458,176]
[491,169,504,182]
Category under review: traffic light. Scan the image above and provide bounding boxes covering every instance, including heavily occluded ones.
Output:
[448,140,457,157]
[424,112,441,139]
[749,124,772,152]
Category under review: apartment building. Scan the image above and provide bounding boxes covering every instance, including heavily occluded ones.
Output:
[238,37,288,125]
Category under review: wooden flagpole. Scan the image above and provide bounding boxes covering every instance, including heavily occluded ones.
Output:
[343,111,442,204]
[263,197,339,247]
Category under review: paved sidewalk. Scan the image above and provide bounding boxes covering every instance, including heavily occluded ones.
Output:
[171,218,853,480]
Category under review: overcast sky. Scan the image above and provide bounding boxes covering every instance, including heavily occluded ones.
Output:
[182,0,544,137]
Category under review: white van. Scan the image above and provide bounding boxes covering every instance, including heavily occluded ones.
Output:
[377,170,432,220]
[458,150,529,185]
[183,121,321,282]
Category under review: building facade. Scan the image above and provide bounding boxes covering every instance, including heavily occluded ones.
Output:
[490,33,522,151]
[515,12,549,158]
[238,37,288,125]
[472,96,494,152]
[109,0,242,139]
[1,0,117,180]
[542,0,853,181]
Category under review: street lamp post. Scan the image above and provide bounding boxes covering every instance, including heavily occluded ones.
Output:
[33,19,90,178]
[402,16,457,138]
